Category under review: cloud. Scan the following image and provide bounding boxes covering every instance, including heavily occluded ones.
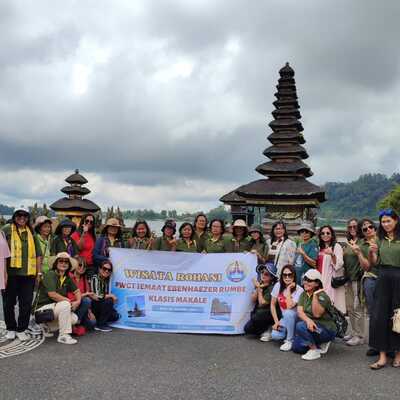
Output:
[0,0,400,211]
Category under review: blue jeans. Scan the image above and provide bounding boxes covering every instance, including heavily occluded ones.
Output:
[271,309,297,342]
[363,277,377,315]
[292,320,336,354]
[75,297,96,330]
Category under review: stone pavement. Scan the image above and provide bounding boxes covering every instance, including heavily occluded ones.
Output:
[0,325,398,400]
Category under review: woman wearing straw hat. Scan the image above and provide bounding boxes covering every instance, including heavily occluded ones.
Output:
[35,252,80,344]
[51,218,79,257]
[2,208,42,341]
[224,219,251,253]
[34,215,54,274]
[93,218,125,270]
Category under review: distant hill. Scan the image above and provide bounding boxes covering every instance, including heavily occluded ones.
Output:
[319,173,400,219]
[0,204,14,216]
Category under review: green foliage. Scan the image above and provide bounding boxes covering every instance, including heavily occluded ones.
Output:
[378,185,400,214]
[319,173,400,219]
[207,205,231,222]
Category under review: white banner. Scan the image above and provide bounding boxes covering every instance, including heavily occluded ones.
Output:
[109,249,257,334]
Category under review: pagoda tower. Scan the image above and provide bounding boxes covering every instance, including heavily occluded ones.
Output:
[220,63,325,230]
[50,169,101,225]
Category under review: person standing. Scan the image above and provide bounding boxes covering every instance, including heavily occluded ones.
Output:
[203,219,226,253]
[176,223,199,252]
[51,219,79,256]
[34,216,53,274]
[0,230,10,291]
[71,214,96,278]
[128,220,154,250]
[2,208,42,341]
[193,213,208,253]
[317,225,345,314]
[152,219,177,251]
[368,209,400,369]
[224,219,251,253]
[249,225,268,264]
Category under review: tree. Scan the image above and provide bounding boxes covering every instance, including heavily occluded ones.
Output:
[207,205,230,222]
[377,185,400,214]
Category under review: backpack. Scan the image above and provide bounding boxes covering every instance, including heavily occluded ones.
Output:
[328,304,348,338]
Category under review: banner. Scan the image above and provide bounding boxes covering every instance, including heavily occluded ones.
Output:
[109,249,257,334]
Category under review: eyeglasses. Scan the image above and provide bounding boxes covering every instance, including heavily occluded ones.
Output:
[282,273,293,278]
[321,231,331,236]
[379,209,394,218]
[348,225,357,230]
[362,225,375,233]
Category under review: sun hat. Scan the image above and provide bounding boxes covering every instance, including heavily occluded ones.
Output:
[249,224,263,234]
[297,221,316,236]
[34,215,53,233]
[101,217,122,234]
[303,269,322,282]
[232,219,247,228]
[12,207,30,220]
[54,218,76,236]
[49,252,78,271]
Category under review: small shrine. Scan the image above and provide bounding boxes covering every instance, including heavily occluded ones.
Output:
[50,169,101,225]
[220,63,325,231]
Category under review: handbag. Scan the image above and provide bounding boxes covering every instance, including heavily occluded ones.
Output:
[331,275,348,289]
[392,308,400,334]
[328,304,348,338]
[34,309,55,324]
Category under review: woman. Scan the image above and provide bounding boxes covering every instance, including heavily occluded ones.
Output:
[203,219,226,253]
[34,215,53,274]
[224,219,251,253]
[271,264,304,351]
[152,219,177,251]
[249,225,268,264]
[90,260,119,332]
[244,264,276,341]
[2,208,42,341]
[266,221,296,277]
[357,218,379,356]
[368,209,400,369]
[176,223,199,252]
[93,218,125,270]
[51,219,79,257]
[35,252,80,345]
[193,213,208,252]
[69,257,96,332]
[128,220,154,250]
[71,213,96,277]
[317,225,345,314]
[342,218,366,346]
[293,221,318,285]
[293,269,337,360]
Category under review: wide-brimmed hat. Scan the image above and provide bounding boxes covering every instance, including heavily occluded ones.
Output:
[55,218,76,236]
[297,221,315,236]
[249,224,263,234]
[49,252,78,271]
[232,219,247,229]
[256,263,277,278]
[303,269,322,282]
[34,216,53,233]
[101,218,122,234]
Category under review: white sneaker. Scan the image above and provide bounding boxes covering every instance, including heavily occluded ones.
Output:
[259,328,272,342]
[5,330,16,340]
[343,334,352,341]
[40,324,54,338]
[16,331,30,341]
[301,349,321,361]
[280,340,293,352]
[57,334,77,345]
[346,336,363,346]
[319,341,331,355]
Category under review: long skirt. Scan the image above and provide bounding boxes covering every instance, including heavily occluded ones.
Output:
[369,266,400,352]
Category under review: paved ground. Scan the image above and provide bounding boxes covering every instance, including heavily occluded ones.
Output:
[0,326,398,400]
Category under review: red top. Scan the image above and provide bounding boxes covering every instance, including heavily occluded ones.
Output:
[277,293,288,310]
[71,231,95,266]
[69,272,90,294]
[317,249,326,273]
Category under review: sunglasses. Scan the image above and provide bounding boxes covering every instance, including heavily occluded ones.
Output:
[362,225,375,233]
[321,231,331,236]
[102,267,112,272]
[303,277,316,283]
[379,209,394,218]
[282,272,293,278]
[348,225,357,229]
[85,219,94,224]
[15,213,28,218]
[78,263,86,268]
[58,259,70,264]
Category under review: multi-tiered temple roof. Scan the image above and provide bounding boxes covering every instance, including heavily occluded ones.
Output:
[50,169,100,213]
[221,63,325,219]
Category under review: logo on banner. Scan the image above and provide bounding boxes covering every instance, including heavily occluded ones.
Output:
[226,261,248,282]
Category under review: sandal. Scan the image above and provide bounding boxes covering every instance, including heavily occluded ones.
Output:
[369,362,386,370]
[392,360,400,368]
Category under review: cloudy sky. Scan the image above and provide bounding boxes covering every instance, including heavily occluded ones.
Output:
[1,0,400,212]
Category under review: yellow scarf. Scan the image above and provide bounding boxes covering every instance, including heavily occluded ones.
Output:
[10,224,37,275]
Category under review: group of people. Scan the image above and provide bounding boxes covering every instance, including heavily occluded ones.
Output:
[0,208,399,369]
